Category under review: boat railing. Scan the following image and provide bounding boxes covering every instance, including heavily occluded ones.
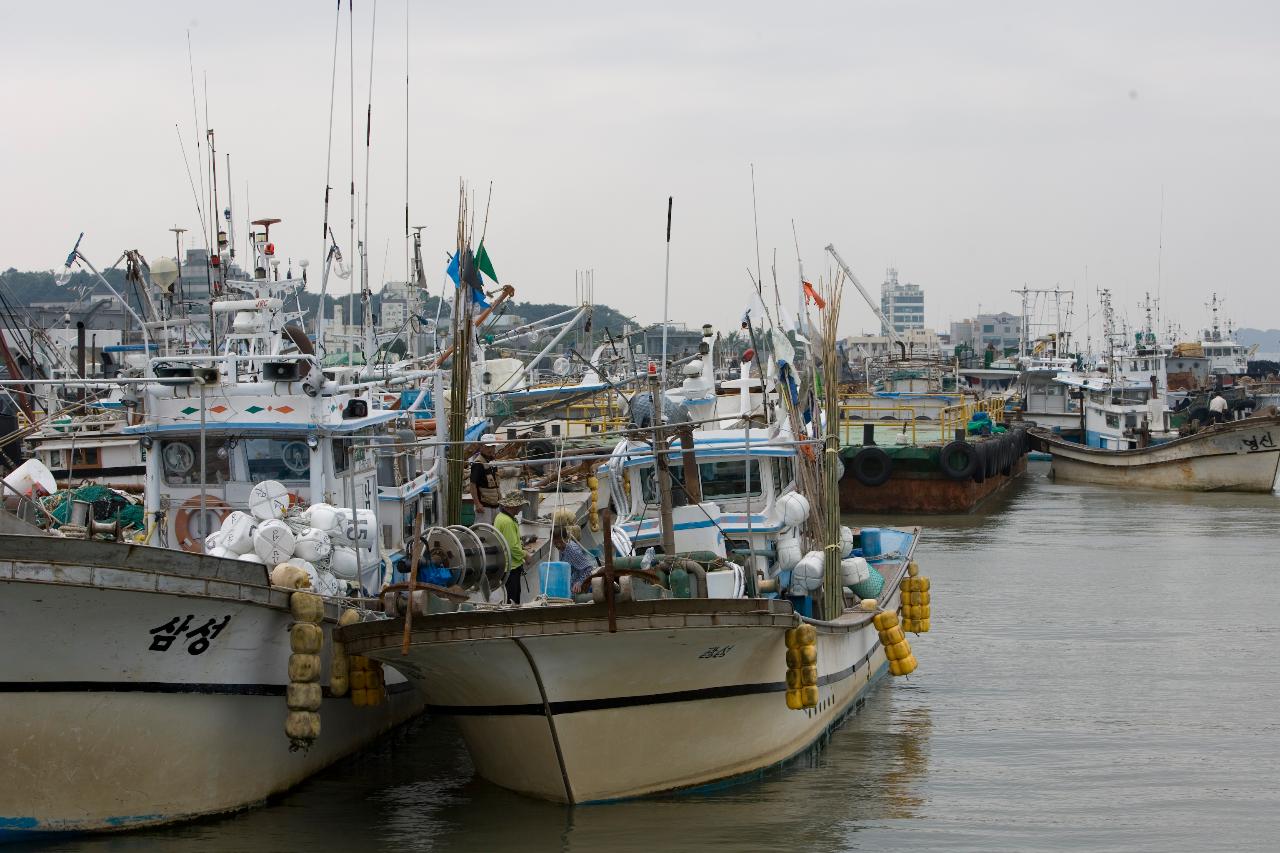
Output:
[939,395,1009,437]
[564,398,629,435]
[839,402,920,445]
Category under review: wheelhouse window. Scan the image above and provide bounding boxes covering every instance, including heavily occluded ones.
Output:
[333,434,371,475]
[639,456,765,504]
[775,456,795,490]
[161,438,231,486]
[69,447,100,467]
[245,437,311,482]
[697,458,763,500]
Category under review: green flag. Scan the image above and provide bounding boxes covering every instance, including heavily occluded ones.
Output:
[475,242,499,283]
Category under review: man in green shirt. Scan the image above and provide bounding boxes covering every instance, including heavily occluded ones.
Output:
[494,490,529,603]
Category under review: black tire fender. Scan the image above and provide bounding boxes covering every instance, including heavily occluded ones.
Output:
[972,442,988,483]
[851,446,894,487]
[939,440,978,480]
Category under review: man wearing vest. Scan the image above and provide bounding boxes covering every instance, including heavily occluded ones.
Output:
[469,434,501,524]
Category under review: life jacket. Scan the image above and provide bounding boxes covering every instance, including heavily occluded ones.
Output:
[473,458,501,506]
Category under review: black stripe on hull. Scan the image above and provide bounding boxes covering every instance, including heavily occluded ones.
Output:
[427,647,880,717]
[0,681,414,697]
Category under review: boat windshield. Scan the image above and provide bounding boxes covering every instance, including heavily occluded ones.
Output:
[245,437,311,482]
[640,457,763,504]
[161,438,232,486]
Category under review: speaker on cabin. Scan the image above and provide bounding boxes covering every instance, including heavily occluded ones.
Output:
[264,361,302,382]
[343,399,368,419]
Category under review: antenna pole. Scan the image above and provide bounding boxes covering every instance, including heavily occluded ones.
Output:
[659,197,673,404]
[404,0,410,284]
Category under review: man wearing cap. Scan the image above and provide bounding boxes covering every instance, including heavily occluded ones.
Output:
[495,490,530,604]
[469,435,501,524]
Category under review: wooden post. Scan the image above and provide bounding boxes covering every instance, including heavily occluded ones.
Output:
[650,366,676,557]
[400,507,424,655]
[601,507,617,633]
[676,424,702,504]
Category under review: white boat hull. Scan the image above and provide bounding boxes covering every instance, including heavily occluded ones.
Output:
[0,538,424,840]
[1033,416,1280,492]
[345,589,907,804]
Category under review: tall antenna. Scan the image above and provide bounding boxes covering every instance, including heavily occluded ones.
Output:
[359,0,379,362]
[184,32,209,250]
[318,0,342,348]
[660,197,673,399]
[348,0,357,331]
[750,163,763,289]
[1156,185,1164,332]
[224,153,236,264]
[404,0,411,283]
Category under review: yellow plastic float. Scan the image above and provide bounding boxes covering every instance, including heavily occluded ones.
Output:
[784,623,819,709]
[874,610,916,676]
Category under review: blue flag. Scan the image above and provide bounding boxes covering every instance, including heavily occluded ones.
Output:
[445,252,489,308]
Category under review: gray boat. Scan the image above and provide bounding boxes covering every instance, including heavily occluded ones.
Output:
[1030,415,1280,492]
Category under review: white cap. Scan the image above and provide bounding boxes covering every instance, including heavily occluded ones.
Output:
[481,433,498,444]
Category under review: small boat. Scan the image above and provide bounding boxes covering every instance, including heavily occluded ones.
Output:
[1030,414,1280,492]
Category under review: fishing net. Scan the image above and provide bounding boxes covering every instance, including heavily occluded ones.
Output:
[851,565,885,599]
[42,484,145,532]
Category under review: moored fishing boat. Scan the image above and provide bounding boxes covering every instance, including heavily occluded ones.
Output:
[0,534,422,840]
[0,228,451,840]
[342,526,922,804]
[341,267,937,804]
[1030,414,1280,492]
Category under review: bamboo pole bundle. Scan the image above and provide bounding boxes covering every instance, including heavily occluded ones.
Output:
[445,184,472,525]
[820,274,845,619]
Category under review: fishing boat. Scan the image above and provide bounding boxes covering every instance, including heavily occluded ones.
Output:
[0,534,422,840]
[341,272,936,804]
[1030,414,1280,492]
[0,229,451,840]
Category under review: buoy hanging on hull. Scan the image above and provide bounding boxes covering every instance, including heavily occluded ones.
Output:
[901,561,932,633]
[874,610,916,676]
[784,623,819,709]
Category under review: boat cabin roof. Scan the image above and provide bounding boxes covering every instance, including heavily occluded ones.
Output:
[122,409,403,435]
[612,429,796,471]
[1053,374,1150,393]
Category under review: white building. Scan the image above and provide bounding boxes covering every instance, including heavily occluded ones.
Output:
[844,329,942,360]
[950,312,1023,354]
[880,269,925,336]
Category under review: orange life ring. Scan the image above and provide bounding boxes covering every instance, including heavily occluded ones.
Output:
[175,496,233,553]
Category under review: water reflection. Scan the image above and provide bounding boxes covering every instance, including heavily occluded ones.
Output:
[31,689,935,853]
[25,463,1280,852]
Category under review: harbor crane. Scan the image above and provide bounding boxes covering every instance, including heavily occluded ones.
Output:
[823,243,907,357]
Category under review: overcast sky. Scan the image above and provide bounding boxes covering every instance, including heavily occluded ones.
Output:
[2,1,1277,341]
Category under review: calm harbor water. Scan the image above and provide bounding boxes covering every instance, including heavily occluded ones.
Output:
[27,462,1280,852]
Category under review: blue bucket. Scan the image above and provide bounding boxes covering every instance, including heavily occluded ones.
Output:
[538,561,571,598]
[860,527,882,558]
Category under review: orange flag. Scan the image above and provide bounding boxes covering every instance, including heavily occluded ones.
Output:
[802,280,826,309]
